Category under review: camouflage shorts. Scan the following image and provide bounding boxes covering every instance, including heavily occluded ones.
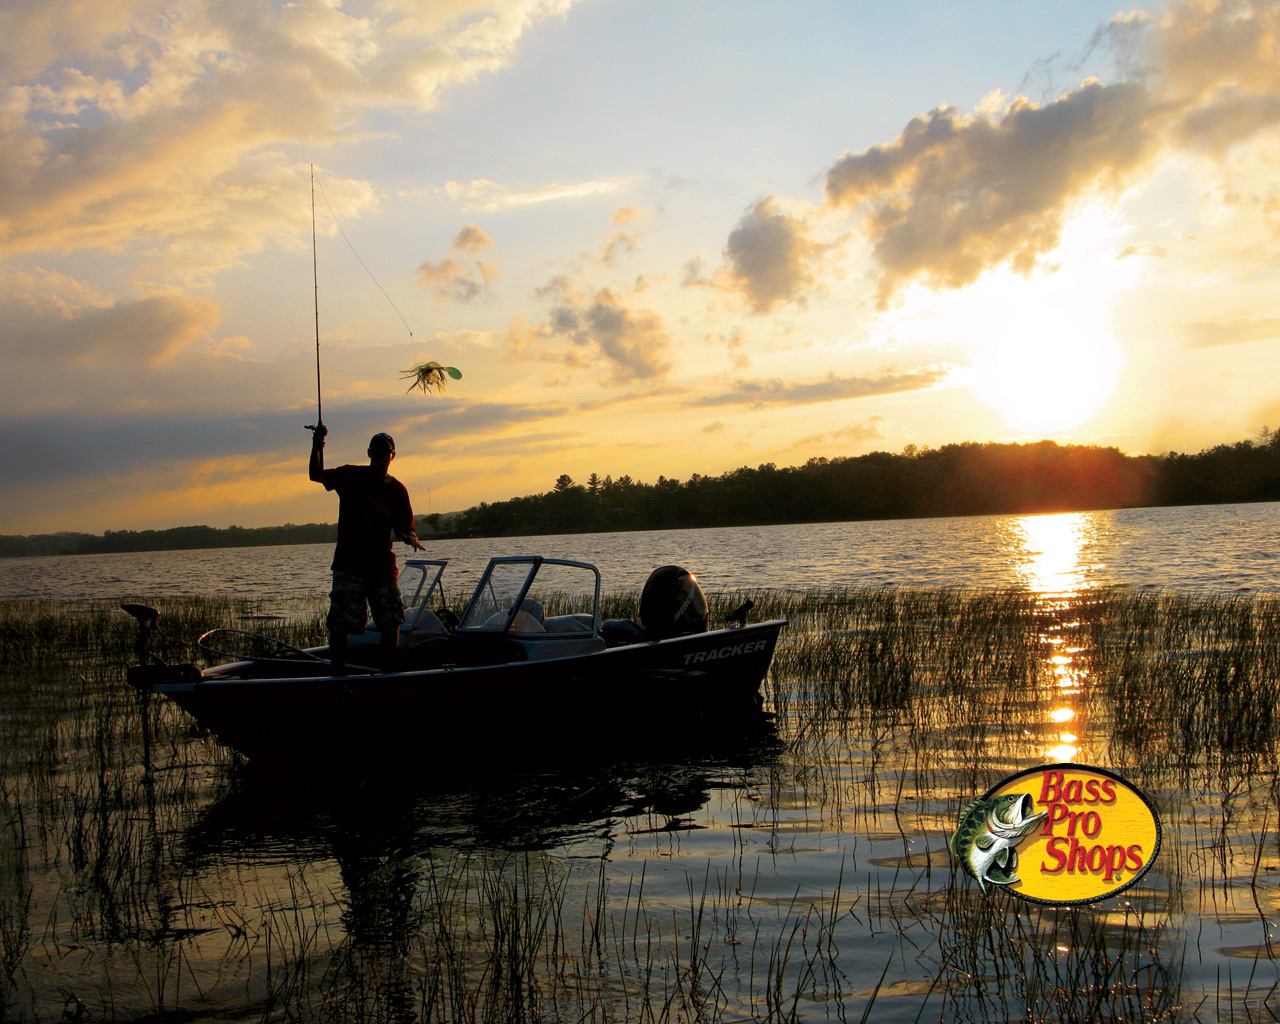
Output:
[326,570,405,634]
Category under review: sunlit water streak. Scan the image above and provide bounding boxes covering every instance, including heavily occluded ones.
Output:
[1001,512,1097,760]
[2,501,1278,601]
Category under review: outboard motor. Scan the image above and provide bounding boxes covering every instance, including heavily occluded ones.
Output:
[640,565,708,639]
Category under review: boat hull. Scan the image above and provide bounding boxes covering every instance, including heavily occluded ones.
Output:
[143,620,786,760]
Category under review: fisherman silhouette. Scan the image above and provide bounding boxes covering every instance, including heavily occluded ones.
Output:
[310,426,424,673]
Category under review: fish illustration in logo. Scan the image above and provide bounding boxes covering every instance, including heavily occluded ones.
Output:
[949,792,1047,893]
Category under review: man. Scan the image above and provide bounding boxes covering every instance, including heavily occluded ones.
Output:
[310,426,424,672]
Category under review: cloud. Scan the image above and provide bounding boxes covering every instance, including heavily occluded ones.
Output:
[0,389,583,533]
[0,0,581,268]
[515,277,673,383]
[397,399,570,451]
[720,198,823,313]
[823,0,1280,304]
[0,268,220,365]
[417,224,501,303]
[574,387,683,413]
[0,395,567,492]
[791,416,887,450]
[1183,316,1280,348]
[692,370,947,409]
[0,1,172,83]
[824,83,1158,304]
[555,288,673,382]
[437,176,634,212]
[713,328,751,371]
[599,206,650,266]
[452,225,494,254]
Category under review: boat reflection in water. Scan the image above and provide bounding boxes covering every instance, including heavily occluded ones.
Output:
[183,713,779,862]
[176,716,779,1020]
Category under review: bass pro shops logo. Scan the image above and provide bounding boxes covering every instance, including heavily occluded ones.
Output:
[949,763,1161,905]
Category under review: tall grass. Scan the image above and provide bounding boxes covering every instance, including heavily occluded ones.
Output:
[1,586,1278,1021]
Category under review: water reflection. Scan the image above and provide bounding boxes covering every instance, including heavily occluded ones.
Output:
[1009,512,1098,594]
[168,725,779,1019]
[6,502,1279,602]
[1005,512,1099,761]
[183,745,775,864]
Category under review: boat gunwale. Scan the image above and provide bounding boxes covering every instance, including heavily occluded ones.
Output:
[171,618,789,693]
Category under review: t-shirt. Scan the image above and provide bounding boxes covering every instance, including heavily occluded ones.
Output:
[319,465,414,580]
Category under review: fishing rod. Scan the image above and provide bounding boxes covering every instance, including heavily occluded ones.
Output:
[306,164,323,434]
[305,165,462,417]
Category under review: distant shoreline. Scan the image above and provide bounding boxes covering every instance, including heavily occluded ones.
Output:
[4,496,1280,561]
[6,433,1279,557]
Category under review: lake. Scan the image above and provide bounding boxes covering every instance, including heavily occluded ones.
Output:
[2,500,1278,601]
[3,502,1280,1022]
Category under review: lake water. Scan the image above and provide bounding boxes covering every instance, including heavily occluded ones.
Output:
[2,501,1277,601]
[6,502,1280,1022]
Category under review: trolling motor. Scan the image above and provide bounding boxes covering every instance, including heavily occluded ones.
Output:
[123,603,158,662]
[122,603,200,689]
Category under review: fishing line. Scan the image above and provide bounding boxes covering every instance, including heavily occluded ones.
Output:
[310,166,461,400]
[313,169,416,341]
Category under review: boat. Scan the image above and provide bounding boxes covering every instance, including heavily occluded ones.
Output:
[125,557,787,761]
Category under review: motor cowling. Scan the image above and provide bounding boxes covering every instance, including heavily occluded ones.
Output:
[640,565,708,639]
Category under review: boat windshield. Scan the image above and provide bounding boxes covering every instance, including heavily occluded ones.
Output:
[398,560,448,629]
[458,558,600,635]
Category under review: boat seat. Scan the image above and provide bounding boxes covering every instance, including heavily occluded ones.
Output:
[404,608,449,639]
[543,613,594,633]
[518,636,607,660]
[481,599,547,633]
[602,619,645,646]
[482,609,545,633]
[345,608,449,655]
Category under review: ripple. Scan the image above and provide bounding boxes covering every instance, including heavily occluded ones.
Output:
[2,502,1277,600]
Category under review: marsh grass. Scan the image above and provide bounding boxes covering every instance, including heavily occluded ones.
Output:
[1,586,1279,1021]
[1080,590,1280,777]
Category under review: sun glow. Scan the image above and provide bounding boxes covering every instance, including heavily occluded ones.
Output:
[974,307,1122,433]
[963,208,1134,434]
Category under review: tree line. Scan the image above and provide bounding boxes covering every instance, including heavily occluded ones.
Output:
[439,432,1280,539]
[4,432,1279,557]
[0,522,337,559]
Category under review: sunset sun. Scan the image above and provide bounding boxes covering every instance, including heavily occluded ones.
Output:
[973,308,1122,434]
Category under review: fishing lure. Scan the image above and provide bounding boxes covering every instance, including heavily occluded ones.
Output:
[401,361,463,394]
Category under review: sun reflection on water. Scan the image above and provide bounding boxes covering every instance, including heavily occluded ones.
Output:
[1006,512,1101,762]
[1011,512,1096,594]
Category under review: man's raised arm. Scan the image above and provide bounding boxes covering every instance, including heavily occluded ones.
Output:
[309,425,328,482]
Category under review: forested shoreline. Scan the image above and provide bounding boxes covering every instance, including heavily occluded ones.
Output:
[0,523,338,558]
[4,434,1279,557]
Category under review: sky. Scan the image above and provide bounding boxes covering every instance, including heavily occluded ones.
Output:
[3,0,1280,535]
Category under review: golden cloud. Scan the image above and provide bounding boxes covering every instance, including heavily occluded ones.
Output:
[822,0,1280,304]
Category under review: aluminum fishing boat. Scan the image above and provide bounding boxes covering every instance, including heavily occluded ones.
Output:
[125,557,786,760]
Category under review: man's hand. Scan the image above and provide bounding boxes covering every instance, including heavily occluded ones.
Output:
[308,425,327,482]
[399,528,425,551]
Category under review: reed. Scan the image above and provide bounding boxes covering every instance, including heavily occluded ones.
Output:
[2,585,1278,1021]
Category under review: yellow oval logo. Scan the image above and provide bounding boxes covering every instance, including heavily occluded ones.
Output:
[952,763,1161,905]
